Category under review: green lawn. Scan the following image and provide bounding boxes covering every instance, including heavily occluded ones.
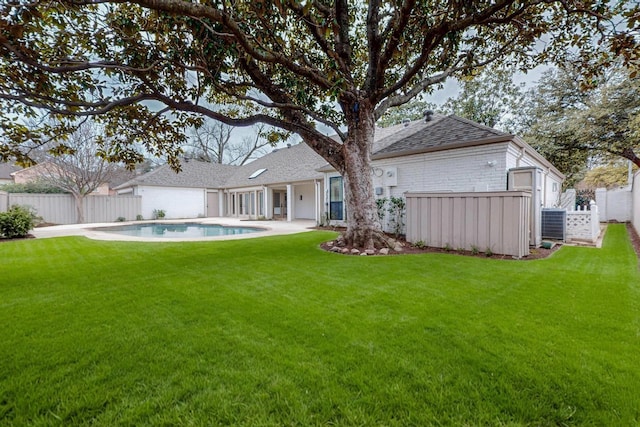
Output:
[1,224,639,426]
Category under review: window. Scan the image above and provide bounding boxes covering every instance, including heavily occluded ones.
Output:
[329,176,343,220]
[249,168,267,179]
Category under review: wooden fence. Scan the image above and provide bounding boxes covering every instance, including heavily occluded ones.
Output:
[405,191,531,258]
[0,192,141,224]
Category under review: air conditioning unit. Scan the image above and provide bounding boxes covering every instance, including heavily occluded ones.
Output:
[541,208,566,241]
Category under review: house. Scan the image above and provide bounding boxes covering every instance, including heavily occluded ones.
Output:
[115,160,238,219]
[219,143,326,222]
[115,115,564,241]
[322,114,564,226]
[115,143,327,221]
[0,163,21,185]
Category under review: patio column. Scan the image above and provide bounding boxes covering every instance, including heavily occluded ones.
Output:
[263,186,270,219]
[252,190,257,219]
[286,184,293,222]
[315,180,321,224]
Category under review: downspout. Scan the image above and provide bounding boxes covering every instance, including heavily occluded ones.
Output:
[543,167,550,208]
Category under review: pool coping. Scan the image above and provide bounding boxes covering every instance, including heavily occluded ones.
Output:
[31,218,317,242]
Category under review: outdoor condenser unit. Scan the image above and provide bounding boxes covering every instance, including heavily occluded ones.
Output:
[541,208,566,241]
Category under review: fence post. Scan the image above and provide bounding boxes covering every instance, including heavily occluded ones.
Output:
[0,191,8,212]
[590,201,600,241]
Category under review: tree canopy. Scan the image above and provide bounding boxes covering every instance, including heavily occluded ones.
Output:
[440,67,525,130]
[1,0,638,246]
[517,62,640,186]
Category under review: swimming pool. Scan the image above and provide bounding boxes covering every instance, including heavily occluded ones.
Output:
[93,223,265,238]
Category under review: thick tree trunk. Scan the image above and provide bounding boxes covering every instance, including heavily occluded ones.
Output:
[339,102,384,249]
[73,193,85,224]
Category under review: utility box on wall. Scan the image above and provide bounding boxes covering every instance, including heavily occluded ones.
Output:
[372,167,398,190]
[507,166,543,247]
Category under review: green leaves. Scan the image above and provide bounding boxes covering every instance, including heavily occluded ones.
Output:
[0,0,637,170]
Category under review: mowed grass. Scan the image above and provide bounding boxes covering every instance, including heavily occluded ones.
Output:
[0,224,639,426]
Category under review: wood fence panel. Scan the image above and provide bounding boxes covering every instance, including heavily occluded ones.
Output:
[0,191,7,212]
[9,194,76,224]
[406,191,531,258]
[6,194,141,225]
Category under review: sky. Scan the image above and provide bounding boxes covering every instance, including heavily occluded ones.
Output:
[227,65,551,155]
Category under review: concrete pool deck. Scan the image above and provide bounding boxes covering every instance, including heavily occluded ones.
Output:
[31,218,318,242]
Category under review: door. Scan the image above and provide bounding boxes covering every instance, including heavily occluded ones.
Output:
[207,192,219,217]
[329,176,344,220]
[273,191,287,218]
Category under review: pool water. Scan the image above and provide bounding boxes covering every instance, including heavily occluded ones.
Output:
[94,223,264,238]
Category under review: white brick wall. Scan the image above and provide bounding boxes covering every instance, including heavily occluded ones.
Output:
[136,186,206,219]
[506,143,563,208]
[373,143,510,199]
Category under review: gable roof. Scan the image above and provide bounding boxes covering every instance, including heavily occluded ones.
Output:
[116,114,563,190]
[373,115,509,159]
[115,160,238,190]
[223,142,325,188]
[0,163,21,180]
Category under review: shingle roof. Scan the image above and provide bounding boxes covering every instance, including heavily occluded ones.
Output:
[373,115,509,158]
[115,160,238,189]
[223,143,325,188]
[116,115,517,190]
[0,163,21,180]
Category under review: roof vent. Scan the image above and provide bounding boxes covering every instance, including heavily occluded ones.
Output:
[424,110,434,122]
[402,118,411,127]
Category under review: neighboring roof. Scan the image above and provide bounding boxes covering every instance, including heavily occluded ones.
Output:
[0,163,21,180]
[115,159,239,190]
[373,115,508,158]
[223,142,325,188]
[8,162,50,177]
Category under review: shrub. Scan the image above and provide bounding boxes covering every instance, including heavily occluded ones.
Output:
[152,209,166,219]
[116,217,126,222]
[387,196,406,238]
[0,205,36,238]
[0,181,66,194]
[136,214,144,221]
[376,198,388,222]
[413,240,426,249]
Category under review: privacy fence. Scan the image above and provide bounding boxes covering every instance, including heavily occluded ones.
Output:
[405,191,531,258]
[0,192,141,225]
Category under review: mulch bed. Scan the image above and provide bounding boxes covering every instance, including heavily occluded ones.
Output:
[318,231,559,260]
[319,223,640,261]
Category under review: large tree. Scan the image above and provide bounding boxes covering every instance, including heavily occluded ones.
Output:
[186,121,274,165]
[440,67,525,130]
[517,63,640,186]
[35,122,123,223]
[1,1,638,248]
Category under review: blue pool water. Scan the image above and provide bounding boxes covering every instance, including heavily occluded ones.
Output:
[94,223,264,238]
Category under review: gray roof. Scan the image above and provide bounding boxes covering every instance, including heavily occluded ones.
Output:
[373,115,509,158]
[0,163,21,180]
[223,142,325,188]
[115,160,239,189]
[116,115,521,190]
